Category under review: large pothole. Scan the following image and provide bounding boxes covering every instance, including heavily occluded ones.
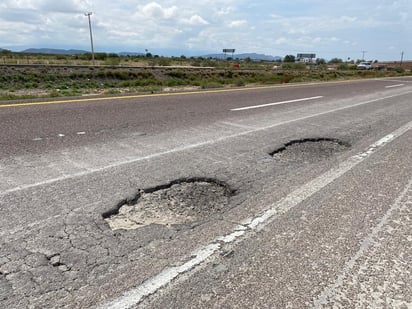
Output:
[270,138,350,162]
[103,178,234,231]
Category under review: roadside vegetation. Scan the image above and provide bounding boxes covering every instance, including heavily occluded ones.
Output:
[0,50,410,101]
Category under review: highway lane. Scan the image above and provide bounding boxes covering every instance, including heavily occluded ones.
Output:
[0,78,406,158]
[0,77,412,308]
[1,77,411,194]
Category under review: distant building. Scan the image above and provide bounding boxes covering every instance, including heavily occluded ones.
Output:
[296,53,316,63]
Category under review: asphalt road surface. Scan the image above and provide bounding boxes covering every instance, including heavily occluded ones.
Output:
[1,77,411,308]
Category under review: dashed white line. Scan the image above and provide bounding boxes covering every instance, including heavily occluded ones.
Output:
[385,84,404,88]
[230,96,324,111]
[1,91,411,198]
[100,119,412,309]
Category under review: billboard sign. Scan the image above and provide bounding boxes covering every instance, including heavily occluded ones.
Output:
[297,53,316,59]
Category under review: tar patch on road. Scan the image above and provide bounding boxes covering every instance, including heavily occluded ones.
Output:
[103,178,235,231]
[270,138,350,162]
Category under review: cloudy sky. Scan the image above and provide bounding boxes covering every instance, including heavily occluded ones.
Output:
[0,0,410,60]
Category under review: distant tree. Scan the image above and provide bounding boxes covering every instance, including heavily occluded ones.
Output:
[55,54,69,60]
[157,57,171,66]
[0,49,12,55]
[244,57,252,63]
[329,58,343,64]
[283,55,295,62]
[94,53,108,60]
[316,58,326,65]
[82,53,93,60]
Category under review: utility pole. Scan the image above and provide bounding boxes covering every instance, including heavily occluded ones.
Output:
[85,12,95,65]
[361,50,367,61]
[400,51,404,67]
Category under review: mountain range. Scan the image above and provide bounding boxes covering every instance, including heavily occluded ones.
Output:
[2,48,281,61]
[21,48,88,55]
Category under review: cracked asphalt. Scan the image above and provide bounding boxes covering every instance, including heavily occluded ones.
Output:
[1,78,412,308]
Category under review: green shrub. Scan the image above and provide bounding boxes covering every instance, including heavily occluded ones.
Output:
[282,63,307,70]
[200,81,224,89]
[167,70,187,78]
[337,63,350,70]
[395,67,405,73]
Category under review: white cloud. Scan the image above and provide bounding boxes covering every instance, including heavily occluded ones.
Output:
[139,2,177,19]
[228,20,248,28]
[184,15,208,25]
[216,6,235,16]
[38,0,91,13]
[0,0,410,60]
[1,0,36,10]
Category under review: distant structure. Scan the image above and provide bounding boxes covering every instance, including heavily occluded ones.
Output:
[223,49,235,59]
[296,53,316,63]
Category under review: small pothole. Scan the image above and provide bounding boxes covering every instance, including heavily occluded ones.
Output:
[270,138,350,161]
[103,178,234,231]
[47,254,70,272]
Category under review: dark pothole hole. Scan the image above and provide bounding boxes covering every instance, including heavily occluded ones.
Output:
[270,137,351,160]
[103,177,235,231]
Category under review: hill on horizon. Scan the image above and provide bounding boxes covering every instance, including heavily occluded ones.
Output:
[21,48,88,55]
[5,48,280,60]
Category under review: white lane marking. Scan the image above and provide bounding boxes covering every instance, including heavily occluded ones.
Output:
[1,91,411,197]
[100,120,412,309]
[220,121,257,130]
[58,134,65,137]
[311,177,412,308]
[385,84,404,88]
[231,96,324,111]
[101,243,220,309]
[77,131,86,135]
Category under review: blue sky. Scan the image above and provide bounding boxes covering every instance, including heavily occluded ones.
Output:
[0,0,410,61]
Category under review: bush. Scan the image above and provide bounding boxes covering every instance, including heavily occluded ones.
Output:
[337,63,350,70]
[200,81,224,89]
[395,67,405,73]
[167,70,187,78]
[281,63,306,70]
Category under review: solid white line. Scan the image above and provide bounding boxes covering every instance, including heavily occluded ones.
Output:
[103,243,220,309]
[311,177,412,308]
[1,91,411,197]
[385,84,404,88]
[230,96,323,111]
[100,119,412,309]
